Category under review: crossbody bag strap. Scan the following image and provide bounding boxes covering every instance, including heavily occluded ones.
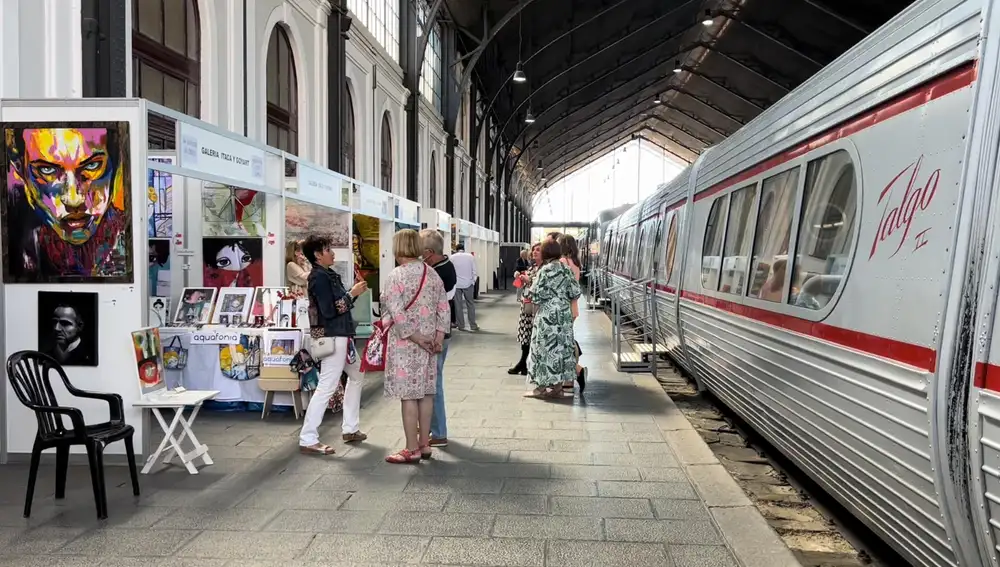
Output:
[384,264,428,332]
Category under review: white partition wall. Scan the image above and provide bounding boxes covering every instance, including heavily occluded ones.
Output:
[0,99,147,458]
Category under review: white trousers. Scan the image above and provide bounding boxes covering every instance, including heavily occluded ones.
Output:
[299,337,364,446]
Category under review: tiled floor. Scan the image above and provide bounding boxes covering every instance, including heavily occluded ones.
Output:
[0,292,800,566]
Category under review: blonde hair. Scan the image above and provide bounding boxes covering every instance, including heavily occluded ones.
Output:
[393,229,422,259]
[285,240,301,264]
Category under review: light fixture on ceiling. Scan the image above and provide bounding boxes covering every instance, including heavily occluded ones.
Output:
[702,10,714,26]
[654,94,662,104]
[536,160,544,170]
[673,61,683,73]
[541,176,547,182]
[513,62,527,83]
[525,109,536,124]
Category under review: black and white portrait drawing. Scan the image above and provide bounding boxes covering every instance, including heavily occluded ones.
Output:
[37,291,99,367]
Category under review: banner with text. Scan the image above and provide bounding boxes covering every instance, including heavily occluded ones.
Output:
[179,122,268,189]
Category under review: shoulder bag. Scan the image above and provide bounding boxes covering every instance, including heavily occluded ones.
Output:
[360,265,427,372]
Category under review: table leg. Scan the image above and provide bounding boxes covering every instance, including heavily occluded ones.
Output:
[141,408,182,474]
[178,404,213,467]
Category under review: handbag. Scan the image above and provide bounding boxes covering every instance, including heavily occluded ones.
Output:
[309,335,336,359]
[521,300,538,316]
[360,265,427,373]
[162,336,188,370]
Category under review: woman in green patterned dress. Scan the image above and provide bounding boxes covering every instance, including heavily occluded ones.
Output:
[524,239,582,398]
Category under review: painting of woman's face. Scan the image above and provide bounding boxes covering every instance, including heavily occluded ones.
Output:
[214,243,252,271]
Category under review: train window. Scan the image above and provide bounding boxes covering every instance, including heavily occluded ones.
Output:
[701,195,728,290]
[720,184,758,294]
[788,150,857,310]
[748,168,798,301]
[664,212,679,283]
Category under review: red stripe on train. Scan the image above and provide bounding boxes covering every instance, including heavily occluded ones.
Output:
[678,291,937,372]
[694,62,978,203]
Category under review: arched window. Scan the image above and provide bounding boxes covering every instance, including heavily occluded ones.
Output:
[343,87,356,178]
[266,26,298,177]
[131,0,200,148]
[429,152,437,207]
[380,112,393,192]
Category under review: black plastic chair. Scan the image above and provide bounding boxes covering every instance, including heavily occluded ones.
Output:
[6,351,140,519]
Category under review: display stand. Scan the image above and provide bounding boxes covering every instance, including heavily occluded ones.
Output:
[133,388,219,475]
[352,183,394,338]
[420,208,452,254]
[394,196,421,232]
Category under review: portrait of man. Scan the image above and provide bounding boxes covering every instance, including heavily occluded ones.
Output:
[3,122,133,283]
[37,291,99,367]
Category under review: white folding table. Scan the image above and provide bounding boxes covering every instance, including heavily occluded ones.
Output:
[133,389,219,474]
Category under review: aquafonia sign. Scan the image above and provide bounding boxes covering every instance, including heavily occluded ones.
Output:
[190,330,242,345]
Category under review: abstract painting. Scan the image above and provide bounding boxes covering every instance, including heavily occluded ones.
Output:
[203,238,263,288]
[37,291,99,367]
[147,156,173,238]
[285,199,350,247]
[131,327,164,389]
[2,122,134,283]
[173,287,218,325]
[148,239,171,296]
[202,185,265,237]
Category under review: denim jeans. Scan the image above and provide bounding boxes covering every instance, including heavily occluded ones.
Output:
[431,338,450,439]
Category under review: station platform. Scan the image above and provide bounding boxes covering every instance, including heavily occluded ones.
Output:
[0,292,801,567]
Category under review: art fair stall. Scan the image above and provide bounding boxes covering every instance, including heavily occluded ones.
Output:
[351,183,394,338]
[421,208,452,254]
[394,196,421,232]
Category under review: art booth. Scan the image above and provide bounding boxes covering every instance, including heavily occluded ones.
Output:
[394,196,421,232]
[420,208,452,254]
[351,183,394,337]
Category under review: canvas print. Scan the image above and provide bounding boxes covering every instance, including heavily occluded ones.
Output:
[203,237,263,288]
[285,199,350,247]
[202,185,265,237]
[2,122,134,283]
[147,157,173,237]
[173,287,218,325]
[212,287,253,324]
[37,291,99,367]
[149,296,170,327]
[148,239,171,296]
[219,334,261,381]
[263,329,300,366]
[131,327,164,389]
[252,286,287,326]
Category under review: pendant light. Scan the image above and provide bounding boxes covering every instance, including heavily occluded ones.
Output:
[513,63,527,83]
[525,109,536,124]
[513,10,527,84]
[702,10,714,26]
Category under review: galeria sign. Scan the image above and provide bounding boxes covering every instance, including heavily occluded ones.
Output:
[190,330,242,345]
[179,122,266,188]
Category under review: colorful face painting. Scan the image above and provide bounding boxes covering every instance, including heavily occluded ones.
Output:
[147,157,173,238]
[203,238,263,288]
[203,186,265,237]
[2,122,133,283]
[148,239,171,296]
[131,327,164,388]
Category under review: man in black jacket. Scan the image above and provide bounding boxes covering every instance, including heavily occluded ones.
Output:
[420,229,456,447]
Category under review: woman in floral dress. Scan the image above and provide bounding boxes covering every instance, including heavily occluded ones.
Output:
[508,243,542,375]
[525,239,582,398]
[381,229,450,463]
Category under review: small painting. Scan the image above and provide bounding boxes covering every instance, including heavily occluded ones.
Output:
[2,122,134,283]
[203,237,263,288]
[147,157,174,237]
[148,296,170,327]
[219,334,262,381]
[211,287,254,324]
[37,291,99,367]
[173,287,218,325]
[148,239,171,296]
[252,286,287,326]
[202,185,265,237]
[131,327,164,390]
[263,329,301,366]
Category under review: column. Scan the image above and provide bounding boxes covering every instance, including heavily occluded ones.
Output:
[400,0,419,201]
[326,0,350,172]
[81,0,128,97]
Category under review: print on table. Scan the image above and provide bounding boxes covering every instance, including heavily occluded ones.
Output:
[37,291,99,367]
[148,296,170,327]
[252,286,287,326]
[203,237,263,288]
[131,326,164,389]
[211,287,254,324]
[173,287,218,325]
[202,185,265,237]
[147,156,174,238]
[2,122,134,283]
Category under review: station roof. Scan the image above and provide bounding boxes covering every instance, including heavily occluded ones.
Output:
[445,0,915,195]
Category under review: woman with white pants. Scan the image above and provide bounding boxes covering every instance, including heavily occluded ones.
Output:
[298,234,368,455]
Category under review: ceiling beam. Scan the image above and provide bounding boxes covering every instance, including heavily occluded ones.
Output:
[647,114,713,146]
[696,42,793,91]
[800,0,870,34]
[679,67,769,111]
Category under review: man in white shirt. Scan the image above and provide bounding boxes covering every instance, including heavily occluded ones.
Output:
[450,244,479,331]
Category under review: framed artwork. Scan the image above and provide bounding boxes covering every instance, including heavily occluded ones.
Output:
[252,286,287,326]
[211,287,253,324]
[263,329,301,366]
[2,122,134,283]
[148,296,170,327]
[219,334,261,381]
[147,157,174,238]
[131,327,164,391]
[285,200,350,247]
[202,185,265,237]
[37,291,99,367]
[203,237,263,288]
[148,239,171,296]
[173,287,218,325]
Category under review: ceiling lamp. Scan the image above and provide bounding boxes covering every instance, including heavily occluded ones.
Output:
[673,60,683,73]
[525,109,536,124]
[541,176,547,182]
[536,161,544,170]
[654,94,662,104]
[513,62,527,83]
[702,10,714,26]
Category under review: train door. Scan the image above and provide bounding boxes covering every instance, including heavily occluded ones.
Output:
[654,205,685,360]
[637,214,663,336]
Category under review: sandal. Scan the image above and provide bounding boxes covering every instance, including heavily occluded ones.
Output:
[523,388,547,399]
[544,387,565,399]
[420,444,433,460]
[299,443,335,455]
[386,448,422,464]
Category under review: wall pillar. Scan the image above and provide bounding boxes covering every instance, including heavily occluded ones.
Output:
[326,0,350,172]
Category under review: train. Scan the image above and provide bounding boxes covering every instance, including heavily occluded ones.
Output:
[587,1,1000,566]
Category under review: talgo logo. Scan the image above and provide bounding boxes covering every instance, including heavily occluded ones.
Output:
[869,155,940,260]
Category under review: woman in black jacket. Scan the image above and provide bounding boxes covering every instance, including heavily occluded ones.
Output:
[298,234,368,455]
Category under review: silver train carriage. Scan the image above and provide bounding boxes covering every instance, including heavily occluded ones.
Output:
[592,1,1000,565]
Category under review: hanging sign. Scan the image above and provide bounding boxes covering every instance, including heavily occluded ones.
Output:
[179,122,267,188]
[297,162,350,211]
[396,198,420,226]
[355,184,391,219]
[459,221,471,237]
[437,212,450,232]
